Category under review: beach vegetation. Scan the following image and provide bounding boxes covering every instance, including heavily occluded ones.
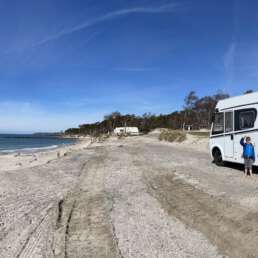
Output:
[159,130,186,142]
[65,91,230,136]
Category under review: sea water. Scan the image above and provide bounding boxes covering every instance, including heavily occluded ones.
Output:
[0,134,76,153]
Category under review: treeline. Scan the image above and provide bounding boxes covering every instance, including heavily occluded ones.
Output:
[65,90,253,136]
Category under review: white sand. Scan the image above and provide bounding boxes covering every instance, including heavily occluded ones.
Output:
[2,133,258,257]
[172,133,209,152]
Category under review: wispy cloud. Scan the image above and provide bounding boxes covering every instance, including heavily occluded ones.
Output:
[223,41,258,87]
[224,42,236,81]
[62,84,179,113]
[224,42,236,68]
[32,3,179,47]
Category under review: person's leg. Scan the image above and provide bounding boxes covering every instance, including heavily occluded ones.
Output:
[245,168,248,176]
[250,161,253,176]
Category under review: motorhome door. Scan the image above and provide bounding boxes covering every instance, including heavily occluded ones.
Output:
[224,111,234,158]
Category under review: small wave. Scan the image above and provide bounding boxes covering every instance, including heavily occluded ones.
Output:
[0,145,59,154]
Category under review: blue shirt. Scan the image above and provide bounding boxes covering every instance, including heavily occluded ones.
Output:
[240,138,255,161]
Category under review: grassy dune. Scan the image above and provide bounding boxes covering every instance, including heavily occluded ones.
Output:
[159,130,187,143]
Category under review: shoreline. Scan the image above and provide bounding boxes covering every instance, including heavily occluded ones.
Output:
[0,136,91,172]
[0,133,79,154]
[0,144,60,155]
[0,137,81,155]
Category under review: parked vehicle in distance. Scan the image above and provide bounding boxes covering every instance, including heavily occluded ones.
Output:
[210,92,258,166]
[114,127,139,136]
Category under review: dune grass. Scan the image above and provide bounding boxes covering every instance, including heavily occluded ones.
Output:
[159,130,187,143]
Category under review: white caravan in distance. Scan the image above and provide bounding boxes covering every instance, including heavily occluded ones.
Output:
[210,92,258,166]
[114,127,139,136]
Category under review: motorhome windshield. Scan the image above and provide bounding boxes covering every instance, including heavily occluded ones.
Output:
[212,112,224,135]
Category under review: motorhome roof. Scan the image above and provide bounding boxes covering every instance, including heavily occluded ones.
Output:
[216,92,258,111]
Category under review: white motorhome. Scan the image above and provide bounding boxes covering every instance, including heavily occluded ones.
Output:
[210,92,258,166]
[114,127,139,136]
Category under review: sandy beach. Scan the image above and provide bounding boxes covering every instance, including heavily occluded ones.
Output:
[1,132,258,257]
[2,0,257,256]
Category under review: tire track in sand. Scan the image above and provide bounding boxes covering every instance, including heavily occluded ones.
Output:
[145,173,258,258]
[65,150,123,258]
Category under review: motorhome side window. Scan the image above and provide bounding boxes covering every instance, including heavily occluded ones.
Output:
[235,108,257,131]
[225,111,233,132]
[212,112,224,135]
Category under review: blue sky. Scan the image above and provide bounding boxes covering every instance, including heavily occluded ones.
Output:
[0,0,257,132]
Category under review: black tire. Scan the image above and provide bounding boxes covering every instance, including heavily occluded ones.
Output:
[213,148,224,166]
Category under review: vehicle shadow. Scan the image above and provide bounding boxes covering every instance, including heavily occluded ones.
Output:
[221,162,258,174]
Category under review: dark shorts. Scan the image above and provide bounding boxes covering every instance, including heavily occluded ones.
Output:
[244,158,254,169]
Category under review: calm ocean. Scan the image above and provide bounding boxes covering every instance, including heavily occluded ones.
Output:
[0,134,76,153]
